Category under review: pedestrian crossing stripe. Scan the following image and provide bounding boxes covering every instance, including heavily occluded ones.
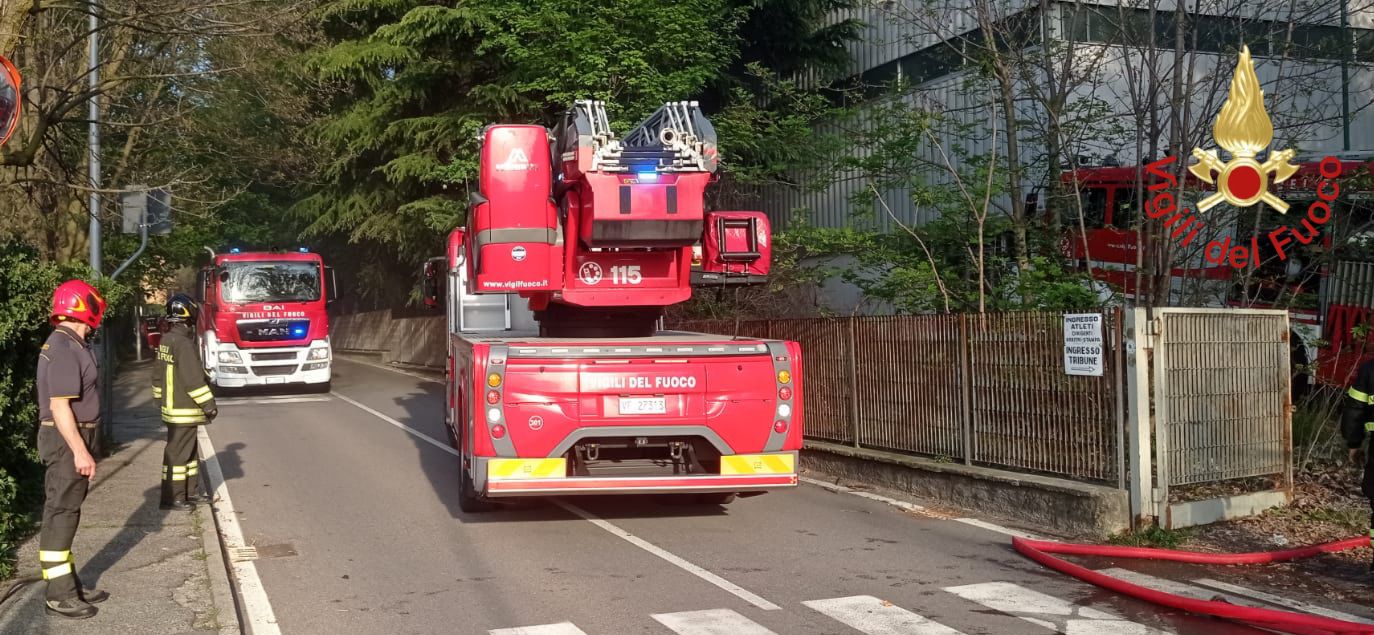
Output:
[486,575,1373,634]
[804,596,965,635]
[944,581,1168,634]
[487,458,567,481]
[489,623,588,635]
[719,453,794,475]
[652,608,776,634]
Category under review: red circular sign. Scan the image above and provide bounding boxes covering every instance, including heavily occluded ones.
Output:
[1228,164,1262,200]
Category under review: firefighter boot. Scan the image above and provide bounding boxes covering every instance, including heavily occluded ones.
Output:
[44,598,97,619]
[186,459,210,504]
[159,484,194,512]
[160,497,194,512]
[73,572,109,604]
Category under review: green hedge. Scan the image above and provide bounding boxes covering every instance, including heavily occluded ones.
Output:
[0,242,129,578]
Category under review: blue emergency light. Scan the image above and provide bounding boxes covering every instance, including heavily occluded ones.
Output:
[299,247,309,253]
[636,171,658,183]
[229,248,241,254]
[291,324,308,338]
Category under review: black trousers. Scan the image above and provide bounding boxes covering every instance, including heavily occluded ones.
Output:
[161,424,201,503]
[37,426,95,601]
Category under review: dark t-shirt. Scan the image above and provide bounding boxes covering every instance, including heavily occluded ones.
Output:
[37,326,100,422]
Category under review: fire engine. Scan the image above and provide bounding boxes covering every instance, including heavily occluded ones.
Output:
[422,100,801,512]
[1055,153,1374,388]
[195,248,338,390]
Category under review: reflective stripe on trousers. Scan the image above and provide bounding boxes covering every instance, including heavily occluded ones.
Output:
[39,549,73,580]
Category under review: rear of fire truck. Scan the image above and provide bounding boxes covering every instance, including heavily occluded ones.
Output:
[424,100,802,511]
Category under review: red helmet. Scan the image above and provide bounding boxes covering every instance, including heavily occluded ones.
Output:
[51,279,106,328]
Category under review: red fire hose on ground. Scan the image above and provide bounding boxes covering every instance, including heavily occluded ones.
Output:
[1013,535,1374,635]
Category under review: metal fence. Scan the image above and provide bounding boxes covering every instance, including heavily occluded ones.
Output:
[678,310,1125,485]
[1154,310,1291,487]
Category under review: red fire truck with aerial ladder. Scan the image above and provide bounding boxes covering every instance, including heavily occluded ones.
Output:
[422,100,801,512]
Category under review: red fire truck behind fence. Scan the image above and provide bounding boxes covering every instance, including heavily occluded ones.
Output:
[1055,154,1374,388]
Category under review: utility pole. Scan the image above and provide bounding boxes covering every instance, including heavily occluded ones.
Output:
[1341,0,1351,151]
[87,1,100,274]
[87,1,110,454]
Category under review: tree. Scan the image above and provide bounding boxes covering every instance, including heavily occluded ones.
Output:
[0,0,319,275]
[299,0,859,306]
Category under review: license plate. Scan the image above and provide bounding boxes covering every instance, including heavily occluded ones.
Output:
[619,396,666,415]
[265,377,285,384]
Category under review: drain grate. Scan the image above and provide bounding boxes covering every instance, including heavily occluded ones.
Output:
[228,546,258,562]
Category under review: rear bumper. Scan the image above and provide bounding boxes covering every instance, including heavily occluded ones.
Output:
[485,473,798,497]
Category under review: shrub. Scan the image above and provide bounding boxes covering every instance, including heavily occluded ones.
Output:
[0,242,130,578]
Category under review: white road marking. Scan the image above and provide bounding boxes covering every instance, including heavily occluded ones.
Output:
[332,385,780,613]
[800,477,935,515]
[489,623,589,635]
[1191,577,1374,624]
[804,595,966,635]
[799,477,1038,539]
[1095,568,1244,603]
[555,501,781,611]
[331,391,457,457]
[950,518,1039,540]
[217,396,332,405]
[198,426,282,635]
[944,581,1168,635]
[652,608,777,634]
[336,355,442,384]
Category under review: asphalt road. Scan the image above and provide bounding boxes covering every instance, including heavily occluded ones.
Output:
[200,357,1330,635]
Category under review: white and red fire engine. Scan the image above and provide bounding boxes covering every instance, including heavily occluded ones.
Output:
[422,100,802,512]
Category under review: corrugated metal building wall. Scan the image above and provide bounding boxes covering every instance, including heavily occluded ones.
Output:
[767,0,1374,232]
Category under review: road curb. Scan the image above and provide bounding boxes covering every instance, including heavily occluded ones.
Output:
[197,496,242,635]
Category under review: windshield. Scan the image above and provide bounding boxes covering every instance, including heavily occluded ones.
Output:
[219,261,321,304]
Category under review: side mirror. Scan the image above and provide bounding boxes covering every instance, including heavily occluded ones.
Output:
[0,56,21,148]
[325,266,338,307]
[422,256,447,309]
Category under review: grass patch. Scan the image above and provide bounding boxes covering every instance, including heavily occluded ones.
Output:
[1108,524,1194,549]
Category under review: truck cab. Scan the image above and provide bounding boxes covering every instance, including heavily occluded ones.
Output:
[196,249,337,390]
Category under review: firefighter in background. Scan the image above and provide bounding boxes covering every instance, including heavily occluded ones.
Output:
[1341,357,1374,575]
[152,293,216,511]
[36,280,110,618]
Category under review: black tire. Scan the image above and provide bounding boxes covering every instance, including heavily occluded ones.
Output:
[697,493,736,505]
[457,459,496,513]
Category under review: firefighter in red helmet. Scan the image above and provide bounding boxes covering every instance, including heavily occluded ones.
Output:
[35,279,110,618]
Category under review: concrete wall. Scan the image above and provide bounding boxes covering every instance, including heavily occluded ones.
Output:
[332,309,446,368]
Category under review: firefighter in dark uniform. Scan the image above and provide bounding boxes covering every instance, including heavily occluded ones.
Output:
[1341,357,1374,576]
[151,293,216,511]
[36,279,110,619]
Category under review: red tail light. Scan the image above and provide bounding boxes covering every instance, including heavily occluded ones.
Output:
[486,390,500,404]
[491,424,506,439]
[778,387,792,401]
[774,421,788,434]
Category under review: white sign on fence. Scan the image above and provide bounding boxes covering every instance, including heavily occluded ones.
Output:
[1063,313,1104,376]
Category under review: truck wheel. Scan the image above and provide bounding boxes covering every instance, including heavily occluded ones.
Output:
[457,461,496,513]
[697,493,736,506]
